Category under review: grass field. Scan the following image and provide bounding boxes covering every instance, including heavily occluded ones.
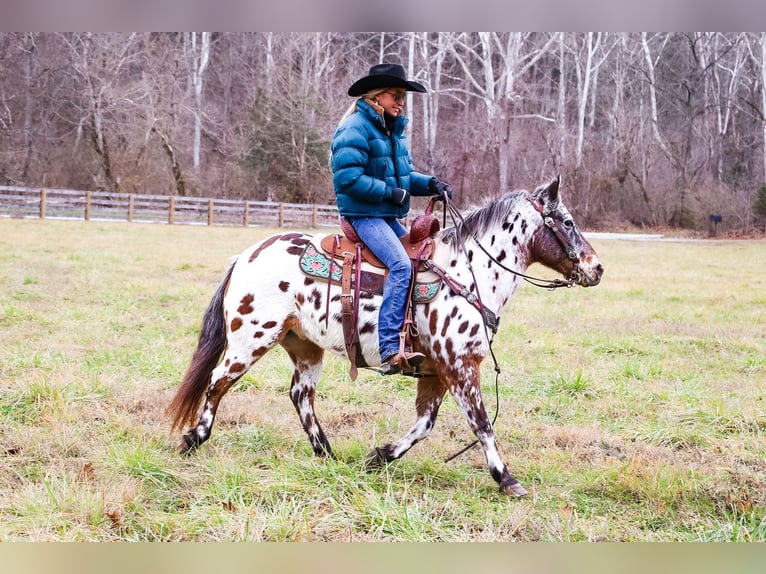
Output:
[0,218,764,541]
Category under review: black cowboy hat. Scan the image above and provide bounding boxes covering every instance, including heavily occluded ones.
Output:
[348,63,427,97]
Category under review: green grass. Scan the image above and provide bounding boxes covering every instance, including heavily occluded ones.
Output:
[0,219,764,541]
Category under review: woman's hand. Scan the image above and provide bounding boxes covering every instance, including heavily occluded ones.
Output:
[428,177,453,200]
[389,187,409,206]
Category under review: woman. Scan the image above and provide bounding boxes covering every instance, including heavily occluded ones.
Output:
[331,63,452,375]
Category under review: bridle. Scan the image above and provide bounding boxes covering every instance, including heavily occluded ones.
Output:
[528,197,582,285]
[443,194,580,291]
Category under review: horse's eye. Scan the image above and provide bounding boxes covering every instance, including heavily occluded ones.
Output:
[563,219,574,230]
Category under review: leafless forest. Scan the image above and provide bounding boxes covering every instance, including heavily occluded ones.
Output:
[2,32,766,231]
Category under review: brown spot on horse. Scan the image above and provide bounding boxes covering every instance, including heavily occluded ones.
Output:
[238,294,254,315]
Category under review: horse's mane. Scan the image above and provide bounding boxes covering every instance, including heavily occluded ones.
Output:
[441,190,528,248]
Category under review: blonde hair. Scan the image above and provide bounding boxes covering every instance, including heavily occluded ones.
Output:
[337,88,389,127]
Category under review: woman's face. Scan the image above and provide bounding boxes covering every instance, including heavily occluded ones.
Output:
[375,88,407,117]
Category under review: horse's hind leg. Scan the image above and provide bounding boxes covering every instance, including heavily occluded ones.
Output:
[368,373,447,465]
[280,332,333,458]
[179,314,296,453]
[179,344,269,453]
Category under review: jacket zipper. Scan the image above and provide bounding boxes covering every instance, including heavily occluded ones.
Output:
[389,133,401,188]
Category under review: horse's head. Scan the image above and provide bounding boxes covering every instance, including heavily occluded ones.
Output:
[529,176,603,287]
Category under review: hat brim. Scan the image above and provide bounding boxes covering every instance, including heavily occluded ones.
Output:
[348,74,427,97]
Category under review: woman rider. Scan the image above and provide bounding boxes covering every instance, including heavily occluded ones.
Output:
[331,63,452,375]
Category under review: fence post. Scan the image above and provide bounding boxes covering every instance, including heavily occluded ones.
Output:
[39,188,46,219]
[312,204,318,228]
[128,194,134,222]
[168,196,175,224]
[243,200,249,227]
[279,202,284,227]
[208,198,214,226]
[85,191,91,221]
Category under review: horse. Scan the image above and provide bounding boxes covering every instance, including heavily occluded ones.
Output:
[166,176,603,496]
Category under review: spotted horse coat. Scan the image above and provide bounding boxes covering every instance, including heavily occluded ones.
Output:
[166,176,604,496]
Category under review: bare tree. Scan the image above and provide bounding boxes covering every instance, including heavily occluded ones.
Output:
[569,32,615,170]
[760,32,766,185]
[59,32,143,191]
[20,33,37,180]
[1,32,765,232]
[449,32,558,194]
[242,33,333,203]
[187,32,210,172]
[415,32,452,172]
[641,33,674,163]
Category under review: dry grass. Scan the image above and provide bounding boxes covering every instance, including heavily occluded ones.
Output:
[1,218,764,541]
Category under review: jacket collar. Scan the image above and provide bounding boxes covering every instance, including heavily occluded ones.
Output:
[357,99,408,135]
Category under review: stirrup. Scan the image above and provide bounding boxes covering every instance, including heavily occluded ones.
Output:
[379,359,402,376]
[379,354,425,377]
[379,350,425,376]
[397,350,425,370]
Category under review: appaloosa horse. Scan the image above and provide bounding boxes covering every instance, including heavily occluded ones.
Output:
[166,176,603,496]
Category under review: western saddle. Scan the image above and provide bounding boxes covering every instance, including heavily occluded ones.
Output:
[318,198,441,379]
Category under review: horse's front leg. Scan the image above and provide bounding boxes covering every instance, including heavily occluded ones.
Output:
[367,372,446,466]
[446,360,528,497]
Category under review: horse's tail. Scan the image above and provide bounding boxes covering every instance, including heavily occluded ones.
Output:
[166,261,236,432]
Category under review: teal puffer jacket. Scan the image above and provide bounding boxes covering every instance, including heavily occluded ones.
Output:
[331,99,432,218]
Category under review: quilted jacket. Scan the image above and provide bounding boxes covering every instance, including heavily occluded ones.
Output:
[331,99,432,218]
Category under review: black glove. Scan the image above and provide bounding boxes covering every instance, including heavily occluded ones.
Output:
[428,177,453,201]
[389,187,409,206]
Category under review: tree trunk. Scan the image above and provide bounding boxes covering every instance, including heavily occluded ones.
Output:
[406,32,415,143]
[557,34,567,165]
[190,32,210,171]
[153,126,186,196]
[22,33,36,180]
[761,33,766,185]
[641,33,673,163]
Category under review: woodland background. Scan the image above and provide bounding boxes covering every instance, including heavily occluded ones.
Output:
[2,32,766,232]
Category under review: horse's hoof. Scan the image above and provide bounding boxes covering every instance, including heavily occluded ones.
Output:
[177,434,198,456]
[365,447,384,468]
[501,482,528,497]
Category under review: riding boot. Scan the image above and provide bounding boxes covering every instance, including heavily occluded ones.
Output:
[380,329,425,375]
[380,351,425,375]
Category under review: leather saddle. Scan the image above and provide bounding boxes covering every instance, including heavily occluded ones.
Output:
[318,204,440,269]
[317,198,442,380]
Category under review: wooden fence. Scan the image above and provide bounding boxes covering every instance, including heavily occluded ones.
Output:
[0,186,341,228]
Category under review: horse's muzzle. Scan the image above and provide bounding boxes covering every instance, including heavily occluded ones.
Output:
[576,261,604,287]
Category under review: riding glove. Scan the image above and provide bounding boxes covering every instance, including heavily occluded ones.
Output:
[389,187,409,206]
[428,177,453,200]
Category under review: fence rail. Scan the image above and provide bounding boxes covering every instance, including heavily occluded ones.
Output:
[0,186,342,228]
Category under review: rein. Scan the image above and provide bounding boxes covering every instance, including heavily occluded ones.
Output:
[438,193,579,463]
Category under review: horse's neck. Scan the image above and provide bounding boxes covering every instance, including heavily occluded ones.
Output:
[435,204,536,313]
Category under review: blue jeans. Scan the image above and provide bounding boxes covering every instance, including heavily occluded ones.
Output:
[350,217,410,362]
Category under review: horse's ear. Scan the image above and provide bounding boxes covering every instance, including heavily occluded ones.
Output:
[547,175,560,202]
[534,175,560,205]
